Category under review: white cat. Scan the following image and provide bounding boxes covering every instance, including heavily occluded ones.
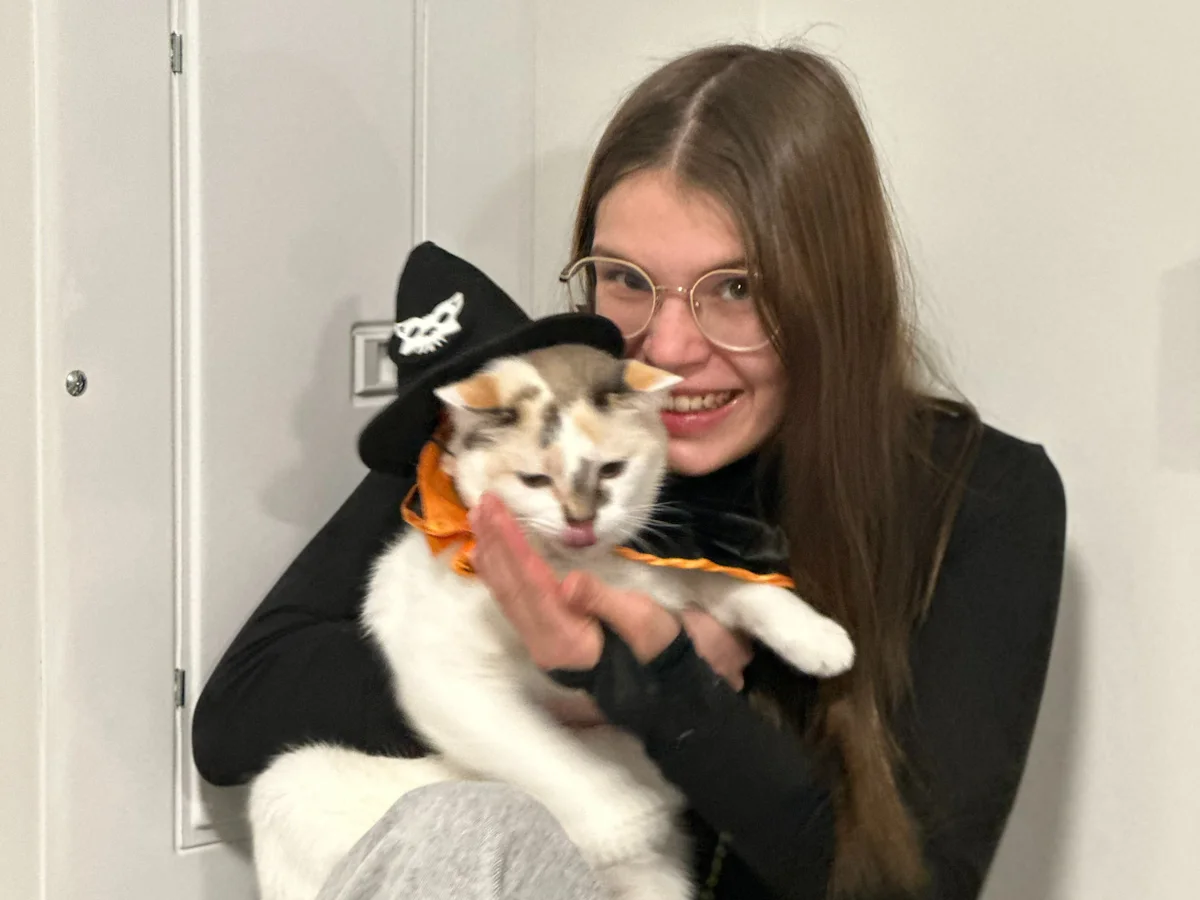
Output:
[249,345,854,900]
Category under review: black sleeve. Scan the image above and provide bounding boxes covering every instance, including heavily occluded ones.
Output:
[904,446,1067,898]
[553,443,1066,900]
[551,627,836,900]
[191,470,429,787]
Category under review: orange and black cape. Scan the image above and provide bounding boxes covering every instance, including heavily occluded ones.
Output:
[402,438,794,590]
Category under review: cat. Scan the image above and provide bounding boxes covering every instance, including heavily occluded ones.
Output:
[248,344,855,900]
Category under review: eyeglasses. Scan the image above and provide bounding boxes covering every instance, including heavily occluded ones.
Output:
[559,256,773,353]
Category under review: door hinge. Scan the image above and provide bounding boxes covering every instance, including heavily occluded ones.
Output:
[170,32,183,74]
[174,668,187,708]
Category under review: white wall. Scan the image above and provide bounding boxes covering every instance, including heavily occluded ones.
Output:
[532,2,1200,898]
[0,0,42,896]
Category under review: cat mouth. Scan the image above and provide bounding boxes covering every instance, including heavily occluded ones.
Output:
[560,521,598,548]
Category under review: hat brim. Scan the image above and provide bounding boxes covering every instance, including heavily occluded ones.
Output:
[358,312,624,476]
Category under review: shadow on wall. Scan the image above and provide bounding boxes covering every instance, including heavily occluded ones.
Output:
[982,547,1087,900]
[262,294,375,527]
[202,779,252,859]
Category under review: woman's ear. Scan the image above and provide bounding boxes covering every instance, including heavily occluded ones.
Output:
[622,360,683,394]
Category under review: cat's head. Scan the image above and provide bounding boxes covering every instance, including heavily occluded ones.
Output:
[434,344,681,559]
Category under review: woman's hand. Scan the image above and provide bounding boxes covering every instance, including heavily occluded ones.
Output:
[680,608,755,691]
[468,493,605,671]
[469,493,755,722]
[470,492,680,667]
[537,610,753,726]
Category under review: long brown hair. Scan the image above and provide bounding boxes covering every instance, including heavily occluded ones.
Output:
[569,44,982,897]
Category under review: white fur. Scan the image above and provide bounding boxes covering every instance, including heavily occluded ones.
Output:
[249,351,854,900]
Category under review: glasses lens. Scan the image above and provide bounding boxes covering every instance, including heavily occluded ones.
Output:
[692,270,768,350]
[565,259,656,337]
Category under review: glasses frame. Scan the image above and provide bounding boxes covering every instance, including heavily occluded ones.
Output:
[558,255,774,353]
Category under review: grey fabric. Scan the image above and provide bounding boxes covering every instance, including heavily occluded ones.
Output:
[316,782,607,900]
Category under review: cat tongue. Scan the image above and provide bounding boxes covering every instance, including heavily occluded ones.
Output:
[562,521,597,548]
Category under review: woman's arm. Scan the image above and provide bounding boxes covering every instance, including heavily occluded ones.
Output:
[468,495,836,900]
[556,624,837,900]
[579,444,1066,900]
[191,470,428,787]
[476,439,1065,900]
[902,444,1067,897]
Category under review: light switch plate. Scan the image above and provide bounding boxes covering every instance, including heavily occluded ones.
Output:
[351,321,398,406]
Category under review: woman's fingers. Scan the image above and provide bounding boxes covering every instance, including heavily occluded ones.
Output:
[471,493,557,593]
[680,608,753,690]
[470,493,602,671]
[470,493,557,634]
[562,570,681,663]
[541,693,607,728]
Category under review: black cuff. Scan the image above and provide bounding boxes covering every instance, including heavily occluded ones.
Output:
[547,625,714,748]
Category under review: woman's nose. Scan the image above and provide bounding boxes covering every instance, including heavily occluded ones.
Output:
[640,293,710,370]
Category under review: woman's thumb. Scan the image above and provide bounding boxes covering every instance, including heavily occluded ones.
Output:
[561,570,607,615]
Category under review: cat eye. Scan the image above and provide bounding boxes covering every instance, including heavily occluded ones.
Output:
[590,389,620,410]
[485,407,519,426]
[516,472,552,488]
[598,461,627,479]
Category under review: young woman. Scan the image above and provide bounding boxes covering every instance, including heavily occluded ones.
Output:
[193,43,1066,900]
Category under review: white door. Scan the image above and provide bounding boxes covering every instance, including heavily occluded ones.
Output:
[36,1,535,897]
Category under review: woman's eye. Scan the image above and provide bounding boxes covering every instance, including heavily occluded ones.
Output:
[720,277,751,301]
[517,472,552,488]
[598,460,627,479]
[620,271,650,291]
[598,264,651,292]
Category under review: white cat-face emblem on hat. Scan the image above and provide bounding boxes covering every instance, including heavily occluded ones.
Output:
[394,292,465,356]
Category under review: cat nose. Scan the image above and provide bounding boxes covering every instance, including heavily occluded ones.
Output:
[564,513,594,526]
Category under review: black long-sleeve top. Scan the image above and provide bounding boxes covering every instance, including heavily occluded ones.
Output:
[192,419,1066,900]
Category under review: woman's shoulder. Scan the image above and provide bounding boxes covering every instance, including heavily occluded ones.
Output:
[936,411,1067,554]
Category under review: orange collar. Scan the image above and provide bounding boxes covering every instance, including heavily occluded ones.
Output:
[401,439,794,589]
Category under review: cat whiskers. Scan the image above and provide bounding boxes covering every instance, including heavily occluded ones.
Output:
[509,512,563,539]
[617,505,683,548]
[511,513,611,551]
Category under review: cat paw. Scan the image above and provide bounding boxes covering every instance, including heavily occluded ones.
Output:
[559,795,674,870]
[774,614,856,678]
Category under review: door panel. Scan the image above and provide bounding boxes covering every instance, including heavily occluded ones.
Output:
[173,0,417,849]
[39,0,537,896]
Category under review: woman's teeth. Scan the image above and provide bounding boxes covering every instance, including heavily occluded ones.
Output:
[663,391,734,413]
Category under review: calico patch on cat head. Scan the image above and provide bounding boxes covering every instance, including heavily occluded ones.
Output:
[434,345,680,555]
[357,242,623,478]
[435,351,678,415]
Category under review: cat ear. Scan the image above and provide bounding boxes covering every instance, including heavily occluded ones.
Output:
[622,360,683,394]
[434,372,502,411]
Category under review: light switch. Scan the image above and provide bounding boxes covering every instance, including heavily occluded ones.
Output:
[351,321,397,406]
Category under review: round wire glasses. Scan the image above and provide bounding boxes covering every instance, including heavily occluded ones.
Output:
[559,256,773,353]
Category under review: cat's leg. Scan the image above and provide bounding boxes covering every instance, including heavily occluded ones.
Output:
[249,744,467,900]
[572,725,691,900]
[397,659,675,872]
[595,827,694,900]
[692,576,855,678]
